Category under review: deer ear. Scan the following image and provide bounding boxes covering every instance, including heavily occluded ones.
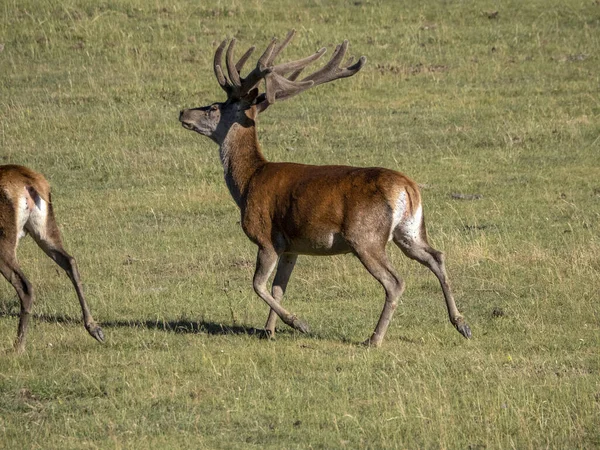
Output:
[255,99,270,113]
[253,93,270,113]
[243,88,260,104]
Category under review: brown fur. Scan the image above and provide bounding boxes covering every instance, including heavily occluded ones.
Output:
[0,165,50,204]
[242,159,420,254]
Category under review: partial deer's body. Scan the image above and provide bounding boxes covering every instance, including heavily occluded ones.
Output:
[232,163,421,257]
[0,165,104,352]
[247,163,414,257]
[180,31,471,346]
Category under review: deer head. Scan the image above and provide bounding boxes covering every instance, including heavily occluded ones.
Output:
[179,30,366,144]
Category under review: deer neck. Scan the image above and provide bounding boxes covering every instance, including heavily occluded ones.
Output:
[219,122,266,207]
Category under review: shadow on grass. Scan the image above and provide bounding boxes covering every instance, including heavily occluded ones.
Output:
[101,317,268,336]
[0,308,296,337]
[0,310,424,346]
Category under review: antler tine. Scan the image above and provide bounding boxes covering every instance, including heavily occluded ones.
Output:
[297,40,367,88]
[271,47,327,76]
[237,38,277,97]
[226,39,242,87]
[264,74,313,104]
[266,29,296,65]
[330,54,366,81]
[214,39,231,94]
[235,45,256,74]
[301,40,350,85]
[256,37,278,69]
[256,36,366,112]
[214,38,262,99]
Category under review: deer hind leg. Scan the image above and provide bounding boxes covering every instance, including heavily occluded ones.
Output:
[253,247,309,334]
[25,192,104,343]
[265,253,298,338]
[0,252,34,353]
[393,216,471,339]
[0,190,34,352]
[355,246,405,347]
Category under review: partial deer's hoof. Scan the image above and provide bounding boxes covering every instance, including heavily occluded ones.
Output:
[361,337,382,348]
[87,324,105,343]
[14,341,26,354]
[454,319,472,339]
[291,316,310,334]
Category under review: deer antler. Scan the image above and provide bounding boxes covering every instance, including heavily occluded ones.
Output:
[212,30,366,111]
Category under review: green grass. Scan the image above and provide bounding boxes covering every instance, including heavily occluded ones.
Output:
[1,0,599,448]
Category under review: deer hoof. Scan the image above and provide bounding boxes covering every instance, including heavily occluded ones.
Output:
[454,319,472,339]
[14,340,26,354]
[291,316,310,334]
[87,324,105,343]
[361,337,382,348]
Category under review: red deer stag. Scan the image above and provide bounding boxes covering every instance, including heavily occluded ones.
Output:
[179,30,471,346]
[0,165,104,352]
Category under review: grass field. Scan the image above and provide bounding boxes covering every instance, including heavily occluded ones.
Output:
[1,0,599,448]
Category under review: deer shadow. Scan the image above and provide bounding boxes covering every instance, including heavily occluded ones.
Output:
[0,302,295,338]
[0,308,424,347]
[101,317,270,336]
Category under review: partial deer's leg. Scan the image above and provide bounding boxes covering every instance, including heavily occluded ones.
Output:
[355,246,405,347]
[253,247,309,334]
[265,253,298,338]
[0,193,34,353]
[393,220,471,339]
[26,197,104,343]
[0,254,34,353]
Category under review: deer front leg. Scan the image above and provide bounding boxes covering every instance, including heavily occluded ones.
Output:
[355,247,405,347]
[265,253,298,338]
[253,247,309,334]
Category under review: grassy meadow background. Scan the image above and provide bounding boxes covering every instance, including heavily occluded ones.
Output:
[1,0,599,447]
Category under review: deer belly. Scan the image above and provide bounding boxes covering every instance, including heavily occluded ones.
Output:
[286,232,351,255]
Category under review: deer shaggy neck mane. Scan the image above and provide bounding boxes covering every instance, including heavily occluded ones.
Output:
[219,111,266,207]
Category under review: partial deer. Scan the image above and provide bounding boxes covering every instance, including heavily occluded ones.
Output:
[179,30,471,346]
[0,165,104,352]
